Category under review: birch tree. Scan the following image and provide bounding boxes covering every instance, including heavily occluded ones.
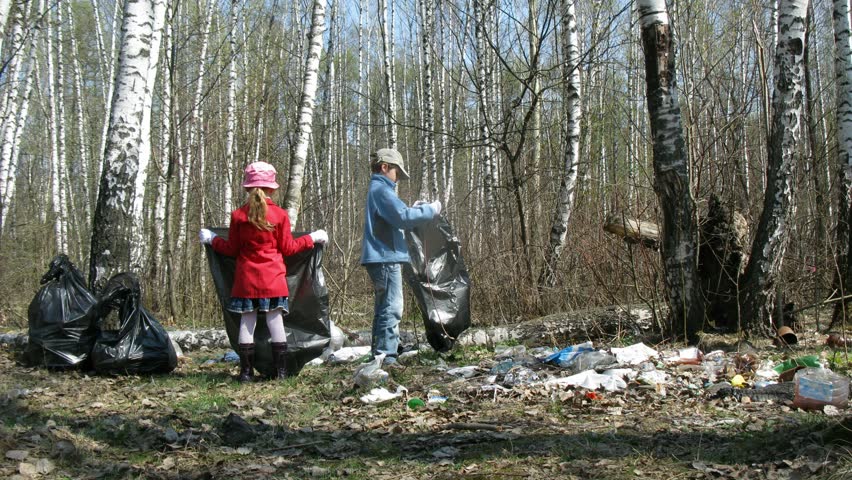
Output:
[740,0,809,337]
[831,0,852,327]
[379,0,397,148]
[419,0,436,198]
[283,0,326,229]
[637,0,703,343]
[539,0,581,290]
[0,0,12,55]
[89,0,168,291]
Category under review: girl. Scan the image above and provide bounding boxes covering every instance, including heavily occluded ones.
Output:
[199,161,327,382]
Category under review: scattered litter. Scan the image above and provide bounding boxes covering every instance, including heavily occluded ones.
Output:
[353,354,389,388]
[731,374,746,388]
[637,369,669,387]
[494,344,527,360]
[328,346,371,364]
[572,351,617,371]
[611,343,658,365]
[502,366,540,387]
[665,346,702,365]
[544,342,594,368]
[540,369,627,392]
[407,397,426,409]
[359,386,407,404]
[222,350,239,362]
[427,390,448,404]
[447,366,481,378]
[490,360,515,374]
[792,367,849,410]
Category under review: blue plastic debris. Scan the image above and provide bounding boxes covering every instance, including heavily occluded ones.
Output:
[544,342,595,368]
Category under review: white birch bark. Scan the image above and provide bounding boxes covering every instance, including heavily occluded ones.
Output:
[131,0,166,266]
[540,0,581,290]
[0,0,12,55]
[742,0,809,336]
[637,0,703,342]
[65,2,92,223]
[0,4,25,149]
[190,0,213,226]
[45,4,68,253]
[379,0,397,148]
[153,0,173,274]
[89,0,166,290]
[474,0,496,214]
[0,0,36,231]
[96,1,122,201]
[832,0,852,324]
[420,0,436,198]
[224,0,239,215]
[283,0,326,229]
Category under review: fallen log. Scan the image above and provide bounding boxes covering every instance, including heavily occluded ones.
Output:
[457,306,657,348]
[603,214,660,249]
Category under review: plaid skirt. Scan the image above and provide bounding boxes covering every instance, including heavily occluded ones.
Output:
[226,296,289,314]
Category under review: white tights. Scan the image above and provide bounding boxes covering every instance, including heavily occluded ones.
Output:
[238,309,287,344]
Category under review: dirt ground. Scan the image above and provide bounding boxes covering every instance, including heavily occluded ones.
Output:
[1,329,850,480]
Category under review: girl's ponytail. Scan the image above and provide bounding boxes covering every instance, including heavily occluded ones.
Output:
[247,188,275,231]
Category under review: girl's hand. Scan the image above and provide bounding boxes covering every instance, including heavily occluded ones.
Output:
[199,228,216,244]
[309,229,328,245]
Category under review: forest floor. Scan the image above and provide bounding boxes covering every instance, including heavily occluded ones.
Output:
[0,325,850,480]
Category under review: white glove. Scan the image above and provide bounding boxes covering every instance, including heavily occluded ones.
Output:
[310,229,328,245]
[199,228,216,245]
[430,200,442,216]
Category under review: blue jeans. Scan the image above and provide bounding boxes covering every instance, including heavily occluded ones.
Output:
[365,263,404,359]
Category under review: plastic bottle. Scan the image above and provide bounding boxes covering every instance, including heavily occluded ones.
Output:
[792,367,850,410]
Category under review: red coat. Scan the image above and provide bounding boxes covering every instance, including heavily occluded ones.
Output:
[211,198,315,298]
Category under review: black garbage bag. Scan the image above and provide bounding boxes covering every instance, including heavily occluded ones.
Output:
[25,255,98,368]
[91,273,177,374]
[204,228,330,377]
[404,215,471,352]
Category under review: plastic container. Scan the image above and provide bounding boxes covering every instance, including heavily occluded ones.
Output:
[792,368,849,410]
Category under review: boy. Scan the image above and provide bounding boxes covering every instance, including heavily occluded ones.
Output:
[361,148,441,366]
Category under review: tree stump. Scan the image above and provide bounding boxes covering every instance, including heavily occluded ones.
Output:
[697,195,748,331]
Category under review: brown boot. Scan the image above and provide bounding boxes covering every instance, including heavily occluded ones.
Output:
[271,342,288,380]
[238,343,255,383]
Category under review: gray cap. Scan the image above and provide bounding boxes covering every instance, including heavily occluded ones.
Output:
[371,148,410,179]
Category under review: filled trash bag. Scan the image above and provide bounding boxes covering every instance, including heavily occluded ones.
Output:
[204,228,331,377]
[91,273,177,374]
[404,215,471,352]
[25,255,98,368]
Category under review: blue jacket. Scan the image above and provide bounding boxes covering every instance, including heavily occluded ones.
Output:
[361,174,437,264]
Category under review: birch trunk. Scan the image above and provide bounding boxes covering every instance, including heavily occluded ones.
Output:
[637,0,703,343]
[379,0,397,148]
[89,0,166,291]
[0,0,13,57]
[224,0,238,215]
[0,0,35,234]
[131,0,166,266]
[46,4,68,253]
[420,0,436,198]
[65,2,92,223]
[283,0,325,229]
[474,0,496,215]
[539,0,581,290]
[741,0,809,337]
[831,0,852,328]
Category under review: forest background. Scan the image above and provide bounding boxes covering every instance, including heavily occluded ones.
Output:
[0,0,845,342]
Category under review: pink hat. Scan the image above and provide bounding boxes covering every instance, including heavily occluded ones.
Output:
[242,162,279,189]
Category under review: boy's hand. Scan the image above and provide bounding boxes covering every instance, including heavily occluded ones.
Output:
[430,201,442,216]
